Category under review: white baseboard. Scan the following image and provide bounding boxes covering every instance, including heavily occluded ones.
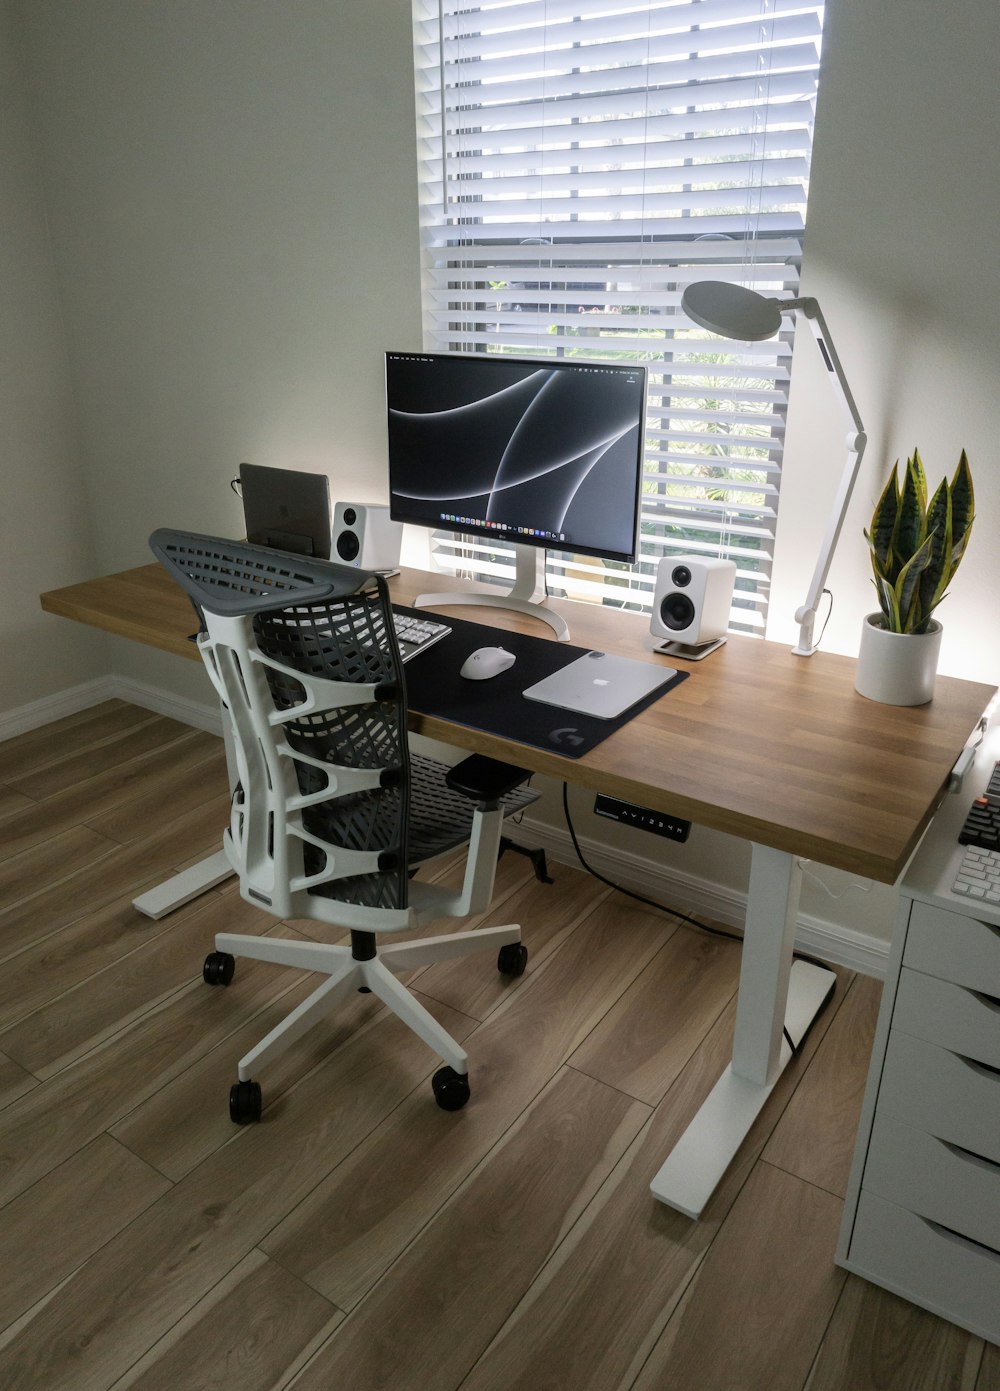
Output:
[0,675,222,743]
[106,677,222,735]
[3,681,887,978]
[508,813,889,980]
[0,677,119,742]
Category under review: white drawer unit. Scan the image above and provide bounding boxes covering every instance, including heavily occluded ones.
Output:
[837,732,1000,1344]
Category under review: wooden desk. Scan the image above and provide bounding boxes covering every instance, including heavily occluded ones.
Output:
[41,563,995,1217]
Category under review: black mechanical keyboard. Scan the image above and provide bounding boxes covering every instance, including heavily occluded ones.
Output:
[392,611,451,663]
[952,760,1000,904]
[957,760,1000,850]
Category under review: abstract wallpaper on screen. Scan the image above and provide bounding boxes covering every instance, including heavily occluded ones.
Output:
[387,359,643,557]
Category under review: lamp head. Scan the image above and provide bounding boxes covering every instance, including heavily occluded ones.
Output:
[682,280,785,342]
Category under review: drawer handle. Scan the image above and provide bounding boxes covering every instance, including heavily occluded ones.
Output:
[940,1135,1000,1176]
[969,987,1000,1013]
[959,1051,1000,1081]
[922,1214,1000,1265]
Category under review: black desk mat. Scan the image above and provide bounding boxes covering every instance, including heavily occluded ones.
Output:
[398,606,687,759]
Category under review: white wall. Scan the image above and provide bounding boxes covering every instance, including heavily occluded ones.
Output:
[8,0,999,956]
[1,0,104,713]
[14,0,424,699]
[770,0,1000,689]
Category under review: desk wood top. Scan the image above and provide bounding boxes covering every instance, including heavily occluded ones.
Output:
[41,563,995,884]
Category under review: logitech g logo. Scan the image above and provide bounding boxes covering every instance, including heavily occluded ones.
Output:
[549,727,584,748]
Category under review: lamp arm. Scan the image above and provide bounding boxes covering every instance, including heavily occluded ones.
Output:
[785,299,867,657]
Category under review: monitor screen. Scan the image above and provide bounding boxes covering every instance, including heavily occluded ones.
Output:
[385,352,647,565]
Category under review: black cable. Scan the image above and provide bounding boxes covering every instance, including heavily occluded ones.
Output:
[813,587,834,648]
[560,782,837,1053]
[560,783,742,944]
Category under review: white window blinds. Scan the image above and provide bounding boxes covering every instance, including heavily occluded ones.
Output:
[412,0,824,632]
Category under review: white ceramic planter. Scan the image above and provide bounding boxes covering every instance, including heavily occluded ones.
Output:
[854,615,943,706]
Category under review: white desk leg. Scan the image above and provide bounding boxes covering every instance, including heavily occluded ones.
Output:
[132,698,237,920]
[649,844,837,1218]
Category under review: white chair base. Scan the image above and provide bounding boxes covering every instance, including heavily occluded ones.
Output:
[213,924,522,1084]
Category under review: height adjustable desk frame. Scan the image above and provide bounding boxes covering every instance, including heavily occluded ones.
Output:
[40,564,994,1221]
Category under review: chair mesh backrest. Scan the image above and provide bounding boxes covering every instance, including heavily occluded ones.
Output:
[149,527,351,615]
[252,583,411,911]
[150,529,411,914]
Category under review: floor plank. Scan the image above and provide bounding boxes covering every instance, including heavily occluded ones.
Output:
[805,1274,985,1391]
[0,920,311,1207]
[287,1068,650,1391]
[763,972,882,1197]
[6,715,194,801]
[0,886,209,1035]
[632,1161,845,1391]
[413,860,611,1019]
[458,972,851,1391]
[0,793,232,957]
[259,890,673,1311]
[0,997,478,1391]
[111,1250,342,1391]
[977,1342,1000,1389]
[0,702,933,1391]
[0,701,153,783]
[0,1135,171,1332]
[0,886,273,1077]
[0,730,222,863]
[568,922,741,1105]
[0,824,121,927]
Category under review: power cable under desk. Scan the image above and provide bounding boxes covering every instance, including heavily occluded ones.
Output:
[560,783,836,1056]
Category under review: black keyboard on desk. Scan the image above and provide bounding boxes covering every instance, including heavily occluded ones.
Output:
[957,760,1000,849]
[952,759,1000,905]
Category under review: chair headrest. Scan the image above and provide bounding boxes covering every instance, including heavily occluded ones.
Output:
[150,528,377,616]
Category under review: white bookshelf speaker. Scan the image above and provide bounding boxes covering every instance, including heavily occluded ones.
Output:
[332,503,403,573]
[650,556,737,659]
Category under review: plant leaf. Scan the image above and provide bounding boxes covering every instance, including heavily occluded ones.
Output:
[948,448,975,575]
[868,465,899,576]
[877,575,900,631]
[894,531,935,632]
[891,452,927,569]
[919,481,952,616]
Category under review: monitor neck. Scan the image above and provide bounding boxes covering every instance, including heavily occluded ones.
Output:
[412,542,571,641]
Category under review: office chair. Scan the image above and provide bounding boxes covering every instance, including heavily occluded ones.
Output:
[150,529,538,1122]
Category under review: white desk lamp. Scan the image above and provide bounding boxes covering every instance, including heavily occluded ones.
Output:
[681,280,867,657]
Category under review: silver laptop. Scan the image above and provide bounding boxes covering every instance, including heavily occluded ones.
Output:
[522,651,679,720]
[240,463,332,559]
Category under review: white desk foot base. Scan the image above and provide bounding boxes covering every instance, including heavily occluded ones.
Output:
[133,849,233,920]
[649,959,836,1219]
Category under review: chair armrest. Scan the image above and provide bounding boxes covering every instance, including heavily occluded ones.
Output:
[445,754,531,804]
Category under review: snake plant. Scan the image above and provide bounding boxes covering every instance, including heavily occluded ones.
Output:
[864,449,975,634]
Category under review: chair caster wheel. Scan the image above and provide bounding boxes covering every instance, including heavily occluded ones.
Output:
[230,1079,262,1124]
[497,942,528,977]
[203,951,235,986]
[432,1066,470,1111]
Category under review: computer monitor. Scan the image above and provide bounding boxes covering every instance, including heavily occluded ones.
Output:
[385,350,647,639]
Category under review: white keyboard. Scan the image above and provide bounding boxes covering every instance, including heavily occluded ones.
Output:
[952,846,1000,904]
[392,611,451,663]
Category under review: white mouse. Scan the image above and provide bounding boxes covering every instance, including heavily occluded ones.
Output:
[460,646,516,680]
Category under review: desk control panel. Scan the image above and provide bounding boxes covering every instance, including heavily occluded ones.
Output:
[594,793,691,842]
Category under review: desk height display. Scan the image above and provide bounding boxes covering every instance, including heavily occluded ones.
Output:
[41,563,995,1220]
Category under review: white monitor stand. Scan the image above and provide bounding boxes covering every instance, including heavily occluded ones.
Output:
[412,542,571,642]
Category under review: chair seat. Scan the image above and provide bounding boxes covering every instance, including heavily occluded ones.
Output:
[408,753,538,865]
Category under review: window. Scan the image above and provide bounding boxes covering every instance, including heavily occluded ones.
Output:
[412,0,824,633]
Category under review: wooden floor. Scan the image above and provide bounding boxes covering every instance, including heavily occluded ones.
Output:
[0,701,995,1391]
